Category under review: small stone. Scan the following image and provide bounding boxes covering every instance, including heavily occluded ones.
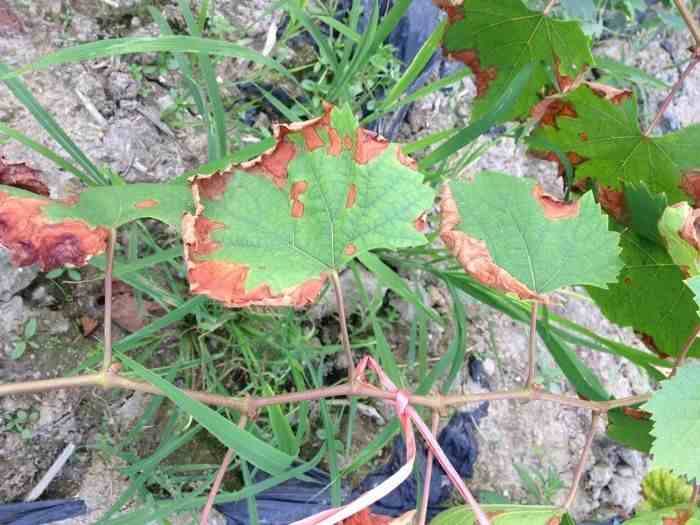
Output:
[107,71,140,101]
[482,358,496,376]
[0,247,38,302]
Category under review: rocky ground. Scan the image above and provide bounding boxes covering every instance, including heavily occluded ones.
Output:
[0,0,698,523]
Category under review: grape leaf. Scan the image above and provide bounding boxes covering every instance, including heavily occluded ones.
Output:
[606,408,653,453]
[530,84,700,204]
[587,229,700,358]
[0,183,192,270]
[688,276,700,315]
[659,202,700,277]
[644,364,700,484]
[429,505,562,525]
[639,469,693,512]
[437,0,593,122]
[440,171,621,301]
[625,507,699,525]
[183,104,435,308]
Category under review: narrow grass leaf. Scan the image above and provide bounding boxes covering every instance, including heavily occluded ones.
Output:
[0,61,104,185]
[0,123,83,178]
[419,64,534,169]
[358,251,442,324]
[120,353,295,475]
[6,36,292,82]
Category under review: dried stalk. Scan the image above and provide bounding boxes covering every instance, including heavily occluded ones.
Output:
[0,371,652,414]
[563,412,601,511]
[417,410,440,525]
[525,302,539,388]
[673,0,700,48]
[101,228,117,374]
[671,325,700,376]
[645,56,700,136]
[543,0,558,15]
[331,270,355,383]
[199,416,248,525]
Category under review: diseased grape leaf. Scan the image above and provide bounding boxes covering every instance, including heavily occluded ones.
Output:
[429,505,562,525]
[183,104,435,308]
[639,469,693,512]
[587,229,700,358]
[644,364,700,485]
[0,183,192,270]
[440,172,621,301]
[530,84,700,204]
[436,0,593,122]
[659,202,700,277]
[625,507,699,525]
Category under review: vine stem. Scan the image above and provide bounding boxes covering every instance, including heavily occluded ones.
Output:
[101,228,117,374]
[543,0,558,15]
[199,416,247,525]
[673,0,700,48]
[525,302,539,388]
[644,55,700,136]
[330,270,355,383]
[671,324,700,377]
[417,410,440,525]
[0,372,652,414]
[563,412,601,512]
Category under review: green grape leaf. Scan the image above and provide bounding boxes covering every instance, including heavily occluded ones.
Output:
[531,84,700,204]
[437,0,593,122]
[688,276,700,315]
[183,104,435,308]
[430,505,562,525]
[0,182,192,270]
[625,507,699,525]
[440,171,621,301]
[644,364,700,483]
[659,202,700,277]
[606,408,653,453]
[639,469,693,512]
[625,182,668,245]
[587,229,700,358]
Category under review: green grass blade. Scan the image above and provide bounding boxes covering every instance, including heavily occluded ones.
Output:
[373,0,411,49]
[402,127,459,156]
[148,7,212,151]
[418,64,534,169]
[442,284,468,394]
[119,353,295,475]
[254,83,303,121]
[263,384,300,457]
[177,0,227,160]
[381,20,447,109]
[0,123,83,178]
[5,36,292,82]
[329,0,379,102]
[362,68,471,126]
[0,61,104,185]
[103,447,326,525]
[283,2,338,71]
[358,251,442,324]
[314,16,362,43]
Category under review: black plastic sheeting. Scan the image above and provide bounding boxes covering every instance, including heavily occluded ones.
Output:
[0,499,87,525]
[216,403,487,525]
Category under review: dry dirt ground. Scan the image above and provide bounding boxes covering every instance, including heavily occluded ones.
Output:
[0,1,699,523]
